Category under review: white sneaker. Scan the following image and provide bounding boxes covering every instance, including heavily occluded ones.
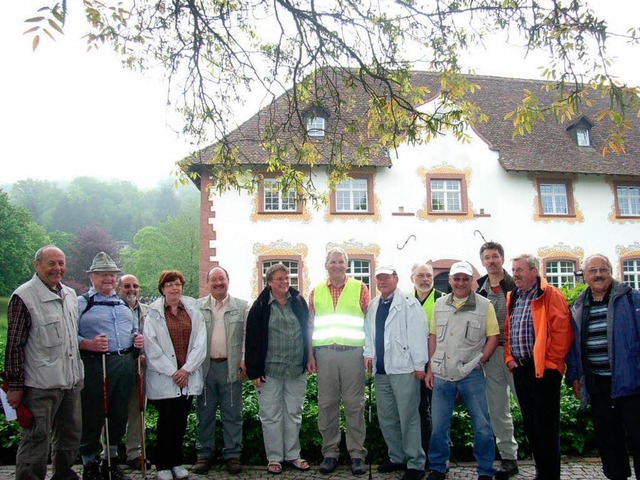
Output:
[157,470,173,480]
[172,466,189,479]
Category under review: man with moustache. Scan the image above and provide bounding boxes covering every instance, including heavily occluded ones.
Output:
[504,254,572,480]
[410,263,445,465]
[426,262,499,480]
[364,266,428,480]
[565,254,640,480]
[475,243,519,479]
[116,275,148,470]
[5,245,84,480]
[307,247,370,476]
[78,252,144,480]
[193,266,249,474]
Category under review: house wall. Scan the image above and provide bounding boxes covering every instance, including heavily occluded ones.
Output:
[197,126,640,301]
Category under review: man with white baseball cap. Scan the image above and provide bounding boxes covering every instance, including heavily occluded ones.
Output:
[364,265,428,480]
[425,261,499,480]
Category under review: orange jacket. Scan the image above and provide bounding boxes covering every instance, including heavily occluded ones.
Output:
[504,277,573,378]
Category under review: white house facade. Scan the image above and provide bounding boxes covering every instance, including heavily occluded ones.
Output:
[186,72,640,300]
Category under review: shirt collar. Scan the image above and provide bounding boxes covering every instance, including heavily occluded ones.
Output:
[211,294,229,309]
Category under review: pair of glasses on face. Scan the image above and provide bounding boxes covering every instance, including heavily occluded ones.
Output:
[123,283,140,289]
[587,267,610,275]
[164,281,183,288]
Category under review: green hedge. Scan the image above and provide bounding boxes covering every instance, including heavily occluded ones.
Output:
[0,285,596,464]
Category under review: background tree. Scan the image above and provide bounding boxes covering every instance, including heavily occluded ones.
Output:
[121,210,200,298]
[64,225,120,294]
[24,0,640,199]
[0,190,50,296]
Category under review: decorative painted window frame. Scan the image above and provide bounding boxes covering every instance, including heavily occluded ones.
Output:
[530,175,583,223]
[542,257,578,289]
[417,166,475,221]
[612,180,640,219]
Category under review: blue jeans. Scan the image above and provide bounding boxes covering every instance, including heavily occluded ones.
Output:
[375,373,425,470]
[429,369,495,476]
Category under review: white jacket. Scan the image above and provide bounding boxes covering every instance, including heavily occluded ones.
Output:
[144,296,207,400]
[364,288,429,374]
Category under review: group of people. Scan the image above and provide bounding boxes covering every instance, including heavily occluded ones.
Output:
[5,243,640,480]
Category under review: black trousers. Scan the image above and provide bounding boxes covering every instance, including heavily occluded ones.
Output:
[512,360,561,480]
[153,395,193,471]
[589,374,640,480]
[419,378,432,465]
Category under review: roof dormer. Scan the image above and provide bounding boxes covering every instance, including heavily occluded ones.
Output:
[304,106,329,139]
[566,116,594,147]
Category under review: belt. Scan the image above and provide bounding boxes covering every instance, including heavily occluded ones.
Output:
[211,357,228,363]
[512,356,533,367]
[85,347,134,357]
[320,344,361,352]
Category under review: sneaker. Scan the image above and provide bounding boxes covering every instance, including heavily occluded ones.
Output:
[101,460,130,480]
[191,458,209,474]
[172,466,189,479]
[226,457,243,474]
[401,469,425,480]
[377,460,407,473]
[319,457,338,474]
[157,470,173,480]
[82,462,102,480]
[351,458,366,476]
[494,459,519,480]
[425,470,446,480]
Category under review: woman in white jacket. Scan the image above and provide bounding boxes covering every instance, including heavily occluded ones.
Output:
[145,270,206,480]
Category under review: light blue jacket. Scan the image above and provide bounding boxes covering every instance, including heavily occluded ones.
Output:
[364,288,429,374]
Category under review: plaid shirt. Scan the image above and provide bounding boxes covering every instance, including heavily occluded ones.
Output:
[165,301,192,369]
[508,280,539,359]
[5,282,63,390]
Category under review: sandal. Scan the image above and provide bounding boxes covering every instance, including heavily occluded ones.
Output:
[286,458,310,471]
[267,461,283,474]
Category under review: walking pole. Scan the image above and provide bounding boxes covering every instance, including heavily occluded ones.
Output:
[102,354,112,480]
[137,355,147,476]
[367,364,373,480]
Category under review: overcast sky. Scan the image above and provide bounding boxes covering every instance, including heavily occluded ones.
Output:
[1,1,638,189]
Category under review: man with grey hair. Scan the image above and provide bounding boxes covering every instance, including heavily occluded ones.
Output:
[565,254,640,480]
[307,247,370,475]
[475,242,519,479]
[193,266,249,474]
[115,275,148,470]
[504,254,572,480]
[5,245,84,480]
[410,263,445,465]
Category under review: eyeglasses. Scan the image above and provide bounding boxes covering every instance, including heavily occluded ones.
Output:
[587,267,610,275]
[164,281,183,288]
[123,283,140,289]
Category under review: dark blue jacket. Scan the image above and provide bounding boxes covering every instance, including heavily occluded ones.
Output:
[245,286,309,380]
[566,280,640,405]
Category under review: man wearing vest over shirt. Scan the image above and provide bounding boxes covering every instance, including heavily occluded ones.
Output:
[307,247,370,475]
[410,263,445,464]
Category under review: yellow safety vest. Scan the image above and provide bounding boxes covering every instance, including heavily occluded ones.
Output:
[312,278,365,347]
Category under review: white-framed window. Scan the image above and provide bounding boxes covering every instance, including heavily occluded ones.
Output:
[262,178,297,212]
[576,128,590,147]
[430,179,462,212]
[336,178,369,212]
[347,259,372,289]
[539,182,569,215]
[616,185,640,217]
[544,260,576,288]
[306,116,326,138]
[622,259,640,289]
[261,259,300,291]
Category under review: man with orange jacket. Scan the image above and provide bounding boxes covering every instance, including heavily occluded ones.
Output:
[504,254,573,480]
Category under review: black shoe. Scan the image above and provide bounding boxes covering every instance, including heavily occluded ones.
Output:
[425,470,446,480]
[319,457,338,474]
[401,469,425,480]
[478,476,493,480]
[351,458,366,476]
[82,462,102,480]
[494,459,519,480]
[100,460,130,480]
[378,460,407,473]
